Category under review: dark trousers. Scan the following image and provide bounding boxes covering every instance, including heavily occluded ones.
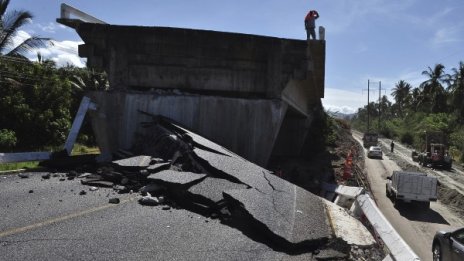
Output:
[306,27,316,40]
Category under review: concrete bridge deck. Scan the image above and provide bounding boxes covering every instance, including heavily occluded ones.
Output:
[58,19,326,166]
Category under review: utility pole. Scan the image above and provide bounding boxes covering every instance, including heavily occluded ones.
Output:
[364,80,386,133]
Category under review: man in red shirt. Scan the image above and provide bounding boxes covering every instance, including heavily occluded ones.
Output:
[305,10,320,40]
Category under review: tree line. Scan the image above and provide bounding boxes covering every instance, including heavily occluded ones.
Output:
[351,62,464,163]
[0,0,108,151]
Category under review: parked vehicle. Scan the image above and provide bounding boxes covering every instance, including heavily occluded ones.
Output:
[414,131,452,170]
[386,171,438,208]
[367,146,382,159]
[432,227,464,261]
[362,132,378,148]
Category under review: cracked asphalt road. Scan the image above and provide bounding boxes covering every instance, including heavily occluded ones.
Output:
[0,172,320,260]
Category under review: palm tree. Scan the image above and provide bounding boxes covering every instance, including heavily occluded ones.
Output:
[420,64,450,113]
[391,80,412,116]
[0,0,51,58]
[448,61,464,123]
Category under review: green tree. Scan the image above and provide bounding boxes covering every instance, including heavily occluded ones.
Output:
[448,61,464,123]
[0,0,50,57]
[419,64,450,113]
[391,80,411,117]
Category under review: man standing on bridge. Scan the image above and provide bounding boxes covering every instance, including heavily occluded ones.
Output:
[305,10,320,40]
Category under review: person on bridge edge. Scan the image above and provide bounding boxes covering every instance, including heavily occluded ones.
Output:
[305,10,320,40]
[390,141,395,153]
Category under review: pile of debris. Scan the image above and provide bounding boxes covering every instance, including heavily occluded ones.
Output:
[64,114,378,258]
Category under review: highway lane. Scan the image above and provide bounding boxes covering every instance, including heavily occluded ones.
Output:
[353,133,464,261]
[0,172,316,260]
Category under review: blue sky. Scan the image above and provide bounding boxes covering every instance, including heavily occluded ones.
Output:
[9,0,464,113]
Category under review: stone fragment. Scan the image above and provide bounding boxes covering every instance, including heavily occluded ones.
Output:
[18,173,29,179]
[89,186,98,191]
[79,190,87,195]
[77,173,91,178]
[41,173,51,179]
[28,190,34,193]
[109,198,120,204]
[59,178,66,181]
[139,193,160,206]
[113,185,128,193]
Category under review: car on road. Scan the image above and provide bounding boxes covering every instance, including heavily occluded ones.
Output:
[367,146,383,159]
[432,227,464,261]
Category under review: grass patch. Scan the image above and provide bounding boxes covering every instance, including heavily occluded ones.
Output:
[0,161,39,172]
[71,144,100,155]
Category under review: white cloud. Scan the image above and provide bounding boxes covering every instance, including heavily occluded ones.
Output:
[12,30,86,67]
[36,22,58,33]
[322,88,366,114]
[432,25,464,46]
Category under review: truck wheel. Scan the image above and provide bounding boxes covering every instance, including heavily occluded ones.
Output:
[422,201,430,209]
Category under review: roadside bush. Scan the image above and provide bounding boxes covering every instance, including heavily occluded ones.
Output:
[400,131,414,145]
[0,129,17,150]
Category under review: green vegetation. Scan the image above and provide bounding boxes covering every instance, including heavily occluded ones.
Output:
[351,62,464,163]
[0,161,39,172]
[0,0,108,153]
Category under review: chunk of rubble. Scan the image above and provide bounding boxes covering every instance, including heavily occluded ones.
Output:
[147,162,171,173]
[139,193,160,206]
[41,173,51,179]
[147,170,206,186]
[18,173,29,179]
[112,155,152,169]
[223,187,331,247]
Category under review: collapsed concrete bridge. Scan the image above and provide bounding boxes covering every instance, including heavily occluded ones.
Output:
[58,15,325,167]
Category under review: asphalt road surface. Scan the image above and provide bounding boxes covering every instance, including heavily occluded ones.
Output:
[0,172,319,260]
[353,133,464,261]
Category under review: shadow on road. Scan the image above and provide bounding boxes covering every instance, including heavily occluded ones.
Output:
[397,205,450,225]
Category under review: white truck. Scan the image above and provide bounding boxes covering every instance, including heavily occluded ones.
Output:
[386,171,438,208]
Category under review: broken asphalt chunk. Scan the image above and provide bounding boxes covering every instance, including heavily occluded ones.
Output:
[18,173,29,179]
[112,155,152,169]
[147,162,171,173]
[147,170,206,186]
[223,187,331,248]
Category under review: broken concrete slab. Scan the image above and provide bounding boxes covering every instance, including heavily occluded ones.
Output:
[112,155,152,169]
[147,162,171,173]
[223,187,331,247]
[187,177,248,204]
[147,170,206,186]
